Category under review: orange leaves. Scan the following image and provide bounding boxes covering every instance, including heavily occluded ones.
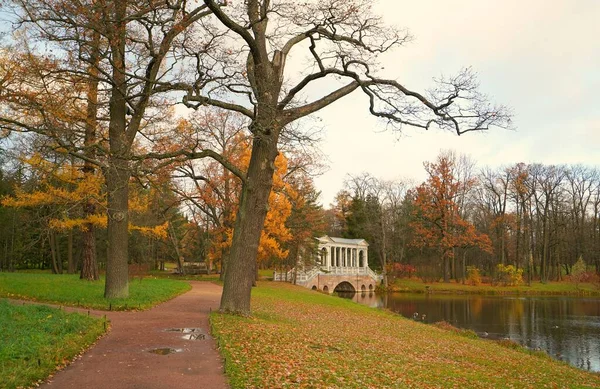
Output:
[411,154,492,259]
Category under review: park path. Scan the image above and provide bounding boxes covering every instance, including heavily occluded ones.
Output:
[41,281,228,389]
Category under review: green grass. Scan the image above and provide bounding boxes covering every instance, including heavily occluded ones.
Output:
[210,282,600,388]
[257,269,274,279]
[0,273,191,310]
[390,278,600,295]
[0,300,106,389]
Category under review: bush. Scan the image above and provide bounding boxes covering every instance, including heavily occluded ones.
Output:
[568,257,599,289]
[386,263,417,283]
[391,263,416,277]
[494,264,523,286]
[466,266,482,286]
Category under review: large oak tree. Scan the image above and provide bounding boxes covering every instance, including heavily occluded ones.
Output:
[181,0,510,314]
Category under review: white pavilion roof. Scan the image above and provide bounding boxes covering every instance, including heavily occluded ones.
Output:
[316,235,369,246]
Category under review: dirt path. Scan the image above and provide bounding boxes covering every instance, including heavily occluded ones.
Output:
[41,281,228,389]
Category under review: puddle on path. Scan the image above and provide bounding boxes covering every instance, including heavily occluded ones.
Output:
[148,347,182,355]
[164,327,206,340]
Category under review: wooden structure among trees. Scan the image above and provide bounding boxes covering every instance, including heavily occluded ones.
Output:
[274,236,381,293]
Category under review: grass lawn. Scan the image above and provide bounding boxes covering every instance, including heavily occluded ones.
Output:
[0,300,106,389]
[210,282,600,388]
[390,278,600,296]
[0,273,191,310]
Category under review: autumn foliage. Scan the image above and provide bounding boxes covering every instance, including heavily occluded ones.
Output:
[410,154,492,281]
[183,131,294,271]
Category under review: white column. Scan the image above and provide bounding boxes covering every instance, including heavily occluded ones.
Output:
[330,246,333,267]
[334,246,338,267]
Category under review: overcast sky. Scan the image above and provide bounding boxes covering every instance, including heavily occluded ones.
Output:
[312,0,600,206]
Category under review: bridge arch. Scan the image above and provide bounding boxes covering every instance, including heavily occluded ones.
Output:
[333,281,356,293]
[323,285,329,293]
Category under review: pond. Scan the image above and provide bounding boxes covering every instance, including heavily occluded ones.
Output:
[342,291,600,372]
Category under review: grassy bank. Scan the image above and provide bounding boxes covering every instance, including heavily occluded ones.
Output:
[0,300,106,389]
[389,278,600,296]
[0,273,190,310]
[210,282,600,388]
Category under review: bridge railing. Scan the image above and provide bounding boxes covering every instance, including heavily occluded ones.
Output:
[325,267,376,276]
[274,266,381,284]
[273,267,321,283]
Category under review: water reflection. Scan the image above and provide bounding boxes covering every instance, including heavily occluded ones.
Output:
[339,292,600,372]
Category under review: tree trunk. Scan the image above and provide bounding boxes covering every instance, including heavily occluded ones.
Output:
[49,231,60,274]
[67,229,76,273]
[55,232,63,274]
[219,132,279,314]
[104,1,130,299]
[168,221,185,274]
[541,215,549,283]
[219,250,229,281]
[443,252,450,283]
[104,159,130,298]
[80,28,100,281]
[80,224,99,280]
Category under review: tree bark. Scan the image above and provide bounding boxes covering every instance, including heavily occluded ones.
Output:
[67,229,76,273]
[80,29,100,281]
[104,0,130,298]
[80,223,98,280]
[443,254,450,283]
[219,131,279,314]
[167,221,185,274]
[49,231,60,274]
[104,158,130,298]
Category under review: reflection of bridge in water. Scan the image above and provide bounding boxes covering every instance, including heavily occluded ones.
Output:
[273,236,382,294]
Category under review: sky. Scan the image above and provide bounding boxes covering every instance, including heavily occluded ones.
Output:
[312,0,600,206]
[1,2,597,208]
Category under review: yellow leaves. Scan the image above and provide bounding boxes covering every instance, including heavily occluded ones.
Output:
[129,221,169,240]
[128,189,151,213]
[49,214,107,231]
[4,155,168,235]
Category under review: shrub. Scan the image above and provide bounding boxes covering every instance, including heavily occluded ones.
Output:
[494,264,523,286]
[386,263,417,282]
[570,256,588,289]
[568,257,599,289]
[466,266,482,286]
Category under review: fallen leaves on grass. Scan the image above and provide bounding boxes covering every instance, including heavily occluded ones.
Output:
[211,282,600,389]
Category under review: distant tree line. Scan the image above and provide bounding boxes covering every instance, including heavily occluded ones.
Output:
[328,151,600,284]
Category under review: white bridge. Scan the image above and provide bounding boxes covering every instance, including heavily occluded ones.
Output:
[273,236,382,293]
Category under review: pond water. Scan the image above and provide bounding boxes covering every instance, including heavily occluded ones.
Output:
[341,292,600,372]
